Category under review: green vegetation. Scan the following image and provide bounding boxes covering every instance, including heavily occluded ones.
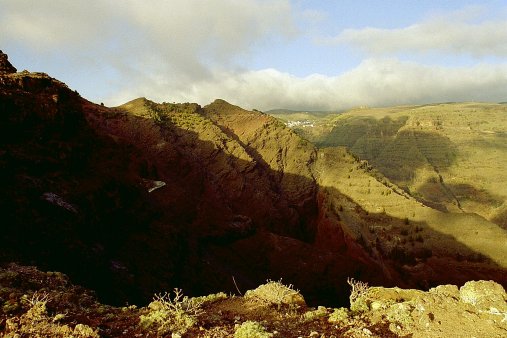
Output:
[139,288,203,336]
[234,321,273,338]
[328,307,349,324]
[2,264,507,337]
[347,278,370,313]
[3,291,99,337]
[302,306,328,322]
[244,279,305,310]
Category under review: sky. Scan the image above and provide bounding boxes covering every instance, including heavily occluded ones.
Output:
[1,0,507,111]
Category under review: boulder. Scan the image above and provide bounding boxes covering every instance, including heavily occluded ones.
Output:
[459,280,507,311]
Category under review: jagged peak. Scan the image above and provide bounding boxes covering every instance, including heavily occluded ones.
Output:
[0,50,17,73]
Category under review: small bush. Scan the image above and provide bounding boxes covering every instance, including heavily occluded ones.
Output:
[302,306,328,322]
[190,292,228,307]
[4,291,99,338]
[389,245,416,265]
[234,321,273,338]
[347,278,370,313]
[328,307,349,324]
[139,288,202,336]
[244,279,305,309]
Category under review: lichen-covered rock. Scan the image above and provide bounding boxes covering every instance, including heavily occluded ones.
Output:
[0,50,17,73]
[459,280,507,311]
[429,284,459,299]
[234,321,273,338]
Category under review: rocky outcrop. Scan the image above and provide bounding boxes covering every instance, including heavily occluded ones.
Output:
[0,50,17,73]
[1,264,506,338]
[347,280,507,337]
[0,58,183,305]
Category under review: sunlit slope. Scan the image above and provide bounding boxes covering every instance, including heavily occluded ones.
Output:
[315,147,507,270]
[319,103,507,229]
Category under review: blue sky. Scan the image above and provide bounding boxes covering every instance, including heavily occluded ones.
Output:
[1,0,506,110]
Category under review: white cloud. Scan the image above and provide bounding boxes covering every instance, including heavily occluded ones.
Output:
[110,58,507,111]
[1,1,506,111]
[0,0,297,98]
[326,7,507,57]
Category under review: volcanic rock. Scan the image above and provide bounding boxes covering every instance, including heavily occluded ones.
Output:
[0,50,17,73]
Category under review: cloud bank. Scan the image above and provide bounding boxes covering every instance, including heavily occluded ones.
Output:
[155,59,507,111]
[327,7,507,58]
[1,1,506,110]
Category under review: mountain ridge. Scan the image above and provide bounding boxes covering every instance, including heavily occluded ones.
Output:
[1,50,506,336]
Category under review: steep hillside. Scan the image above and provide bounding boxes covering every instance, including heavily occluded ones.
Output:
[0,52,377,308]
[295,103,507,230]
[314,147,507,290]
[1,49,506,322]
[102,97,382,305]
[0,56,185,305]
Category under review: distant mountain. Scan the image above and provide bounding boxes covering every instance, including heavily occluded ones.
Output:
[304,103,507,230]
[1,50,506,317]
[266,108,339,116]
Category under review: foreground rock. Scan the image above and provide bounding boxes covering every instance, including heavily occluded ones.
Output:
[1,264,506,337]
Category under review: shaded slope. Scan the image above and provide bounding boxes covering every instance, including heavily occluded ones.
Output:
[108,97,381,305]
[0,70,184,305]
[314,147,507,290]
[0,67,379,308]
[1,55,506,313]
[317,103,507,227]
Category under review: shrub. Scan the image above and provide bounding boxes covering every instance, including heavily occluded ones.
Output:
[4,291,99,338]
[139,288,202,336]
[302,306,328,322]
[389,245,416,265]
[190,292,228,307]
[234,321,273,338]
[347,278,370,313]
[244,279,305,309]
[328,307,349,324]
